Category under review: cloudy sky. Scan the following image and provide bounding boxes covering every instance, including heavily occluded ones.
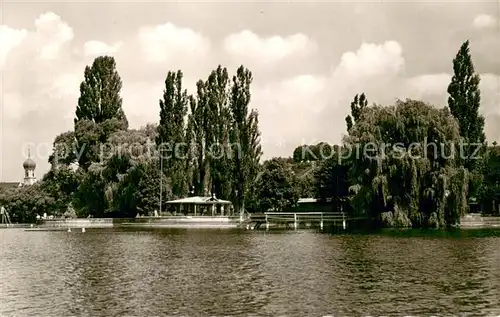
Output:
[0,1,499,181]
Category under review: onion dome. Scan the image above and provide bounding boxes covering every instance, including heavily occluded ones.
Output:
[23,156,36,169]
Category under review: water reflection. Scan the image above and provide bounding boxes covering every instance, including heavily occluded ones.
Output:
[0,228,499,316]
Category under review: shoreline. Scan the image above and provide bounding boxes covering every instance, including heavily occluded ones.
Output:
[3,213,500,230]
[32,216,243,229]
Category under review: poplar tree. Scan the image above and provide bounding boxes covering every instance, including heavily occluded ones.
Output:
[74,56,128,170]
[345,93,368,133]
[75,56,128,127]
[447,40,485,196]
[206,66,233,199]
[229,66,262,213]
[156,70,189,197]
[448,40,484,144]
[187,80,209,196]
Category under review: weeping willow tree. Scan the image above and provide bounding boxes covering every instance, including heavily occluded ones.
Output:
[344,99,468,228]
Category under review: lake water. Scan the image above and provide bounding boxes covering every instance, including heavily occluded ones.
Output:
[1,228,500,316]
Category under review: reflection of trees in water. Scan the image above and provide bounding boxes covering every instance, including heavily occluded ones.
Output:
[336,234,384,315]
[440,235,499,315]
[106,229,270,316]
[337,232,500,316]
[13,229,499,316]
[199,245,269,315]
[484,236,500,314]
[155,230,270,315]
[338,235,379,290]
[244,232,343,315]
[65,232,132,316]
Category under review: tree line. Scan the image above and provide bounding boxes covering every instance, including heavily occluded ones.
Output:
[1,59,262,220]
[1,40,498,228]
[295,40,497,228]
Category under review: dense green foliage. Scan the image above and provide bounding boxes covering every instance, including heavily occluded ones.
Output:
[477,145,500,214]
[314,147,350,211]
[74,56,129,170]
[187,66,234,199]
[1,40,498,225]
[346,99,468,227]
[0,184,54,223]
[292,142,332,162]
[157,70,189,198]
[447,40,484,146]
[229,66,263,213]
[256,158,299,212]
[447,40,485,197]
[345,93,368,133]
[0,58,265,221]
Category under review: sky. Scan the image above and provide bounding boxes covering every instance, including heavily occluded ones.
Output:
[0,1,499,182]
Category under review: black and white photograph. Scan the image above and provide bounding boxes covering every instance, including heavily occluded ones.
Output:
[1,1,499,316]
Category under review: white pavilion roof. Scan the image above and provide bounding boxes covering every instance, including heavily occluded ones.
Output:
[166,196,232,205]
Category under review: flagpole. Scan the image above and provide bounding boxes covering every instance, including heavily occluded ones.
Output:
[159,141,163,215]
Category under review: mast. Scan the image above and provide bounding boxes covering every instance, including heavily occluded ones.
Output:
[159,143,163,215]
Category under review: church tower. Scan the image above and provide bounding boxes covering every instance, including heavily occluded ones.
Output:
[23,149,37,186]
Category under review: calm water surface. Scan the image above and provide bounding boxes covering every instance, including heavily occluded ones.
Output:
[1,228,500,316]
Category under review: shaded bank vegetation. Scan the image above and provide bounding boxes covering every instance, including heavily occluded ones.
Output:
[1,40,498,228]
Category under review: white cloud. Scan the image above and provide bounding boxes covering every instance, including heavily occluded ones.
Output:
[401,73,500,115]
[121,74,200,129]
[306,40,407,145]
[326,40,406,112]
[333,41,405,80]
[279,75,326,101]
[137,22,210,63]
[0,26,28,67]
[254,74,327,115]
[472,14,497,29]
[403,73,451,100]
[34,12,74,59]
[257,40,464,156]
[83,40,122,56]
[479,74,500,115]
[224,30,317,65]
[1,16,218,181]
[121,82,163,126]
[1,12,78,181]
[479,74,500,143]
[2,93,25,120]
[314,40,500,147]
[252,74,328,158]
[51,73,81,98]
[397,73,500,144]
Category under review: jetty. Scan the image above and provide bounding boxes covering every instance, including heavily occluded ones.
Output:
[240,211,353,231]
